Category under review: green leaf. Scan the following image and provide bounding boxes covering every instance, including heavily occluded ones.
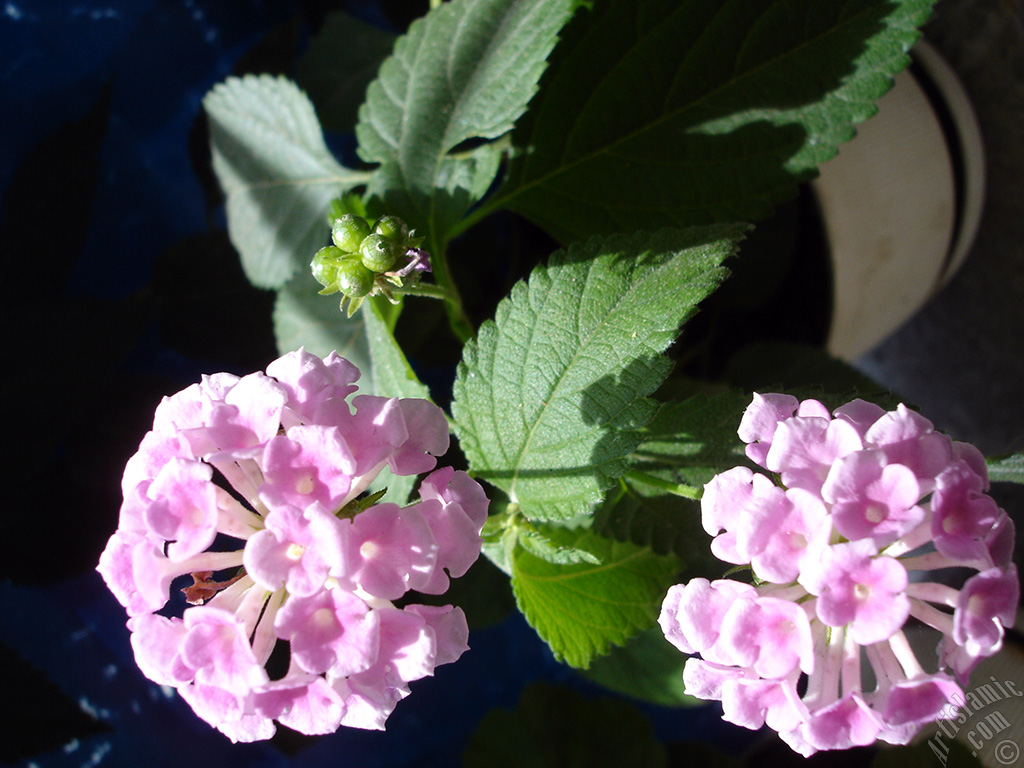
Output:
[361,299,435,505]
[633,390,753,488]
[594,477,714,567]
[452,227,741,522]
[511,526,682,668]
[295,12,396,133]
[988,453,1024,485]
[724,341,902,406]
[360,298,430,401]
[365,141,505,242]
[463,682,667,768]
[472,0,934,244]
[581,626,699,708]
[519,525,601,566]
[482,502,601,570]
[204,75,368,289]
[355,0,575,239]
[274,274,373,374]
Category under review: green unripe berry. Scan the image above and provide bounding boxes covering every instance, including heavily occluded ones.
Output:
[336,257,375,298]
[311,245,347,289]
[331,214,372,253]
[372,214,410,245]
[360,234,401,272]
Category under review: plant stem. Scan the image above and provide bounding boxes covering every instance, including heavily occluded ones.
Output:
[624,469,702,500]
[447,196,500,241]
[390,282,451,301]
[426,234,475,343]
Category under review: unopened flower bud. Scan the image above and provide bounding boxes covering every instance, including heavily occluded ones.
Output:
[360,234,400,273]
[331,214,372,253]
[336,257,374,298]
[311,245,347,291]
[372,214,409,245]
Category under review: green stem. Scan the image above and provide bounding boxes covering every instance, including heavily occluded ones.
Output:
[447,195,501,242]
[426,234,475,343]
[390,282,451,301]
[625,469,702,500]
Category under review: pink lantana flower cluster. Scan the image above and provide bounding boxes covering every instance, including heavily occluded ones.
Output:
[97,349,488,742]
[659,393,1018,756]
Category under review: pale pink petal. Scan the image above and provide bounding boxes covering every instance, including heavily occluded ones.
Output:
[737,393,799,466]
[953,566,1019,657]
[274,589,379,677]
[717,596,815,677]
[339,503,438,600]
[659,579,758,656]
[864,404,953,480]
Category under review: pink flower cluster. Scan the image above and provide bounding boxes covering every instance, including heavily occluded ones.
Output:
[659,393,1018,755]
[97,349,488,742]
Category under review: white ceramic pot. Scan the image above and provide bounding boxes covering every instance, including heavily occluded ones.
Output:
[814,40,986,362]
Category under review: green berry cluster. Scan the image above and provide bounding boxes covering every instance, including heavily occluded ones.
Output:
[311,214,421,315]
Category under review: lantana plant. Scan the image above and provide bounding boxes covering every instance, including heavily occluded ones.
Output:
[97,0,1024,761]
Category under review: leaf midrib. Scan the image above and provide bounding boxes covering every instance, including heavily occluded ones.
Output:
[506,255,666,504]
[517,546,656,586]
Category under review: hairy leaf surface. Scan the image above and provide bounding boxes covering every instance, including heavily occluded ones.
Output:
[355,0,575,239]
[453,227,742,521]
[511,527,682,668]
[205,75,366,288]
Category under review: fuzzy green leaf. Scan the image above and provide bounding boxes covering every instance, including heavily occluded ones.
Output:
[519,527,601,566]
[594,478,712,566]
[273,274,373,373]
[205,75,368,289]
[360,299,431,402]
[511,526,682,668]
[473,0,934,243]
[355,0,575,239]
[359,299,433,505]
[452,227,741,522]
[633,390,753,488]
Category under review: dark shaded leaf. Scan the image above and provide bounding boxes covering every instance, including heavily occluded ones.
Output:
[474,0,934,244]
[463,681,667,768]
[581,626,699,708]
[296,11,396,132]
